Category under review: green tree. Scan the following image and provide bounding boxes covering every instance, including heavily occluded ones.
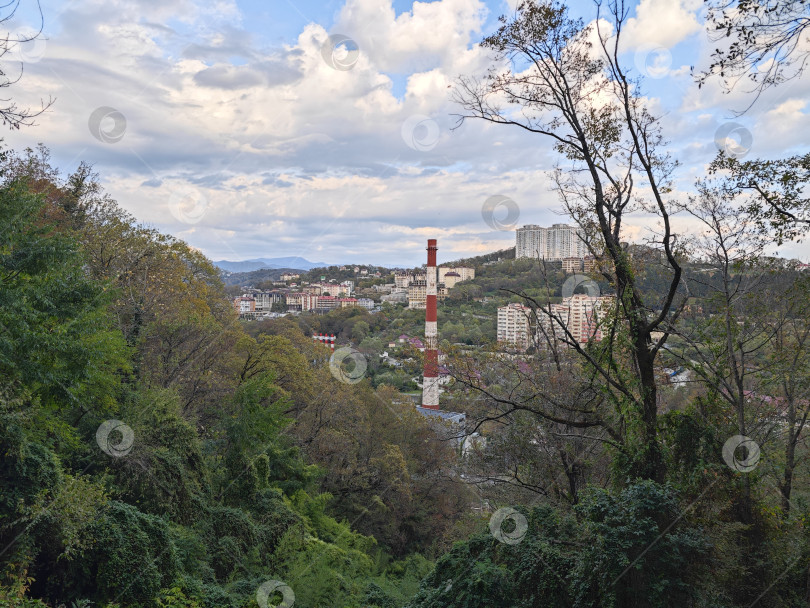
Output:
[454,0,688,481]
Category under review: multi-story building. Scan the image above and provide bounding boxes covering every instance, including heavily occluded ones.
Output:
[240,290,286,312]
[439,267,475,282]
[394,272,411,288]
[536,294,614,345]
[315,295,338,311]
[233,296,256,315]
[497,303,532,351]
[407,280,428,309]
[516,224,587,260]
[562,257,584,273]
[441,271,462,288]
[286,292,319,312]
[407,279,448,309]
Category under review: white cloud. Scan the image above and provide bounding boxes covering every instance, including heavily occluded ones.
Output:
[622,0,702,50]
[1,0,809,266]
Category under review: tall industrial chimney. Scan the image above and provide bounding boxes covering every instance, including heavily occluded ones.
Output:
[422,239,440,410]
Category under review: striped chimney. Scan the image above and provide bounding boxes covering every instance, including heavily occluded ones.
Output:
[422,239,440,410]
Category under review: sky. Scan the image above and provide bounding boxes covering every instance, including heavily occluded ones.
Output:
[2,0,810,267]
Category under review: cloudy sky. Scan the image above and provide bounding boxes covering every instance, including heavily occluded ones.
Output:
[3,0,810,266]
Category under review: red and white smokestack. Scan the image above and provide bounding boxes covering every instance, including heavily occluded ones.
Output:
[422,238,440,410]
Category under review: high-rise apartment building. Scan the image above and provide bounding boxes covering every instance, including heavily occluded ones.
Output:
[516,224,587,260]
[497,303,532,351]
[536,294,614,345]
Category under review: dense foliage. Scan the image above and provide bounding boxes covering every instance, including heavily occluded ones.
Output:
[0,148,466,607]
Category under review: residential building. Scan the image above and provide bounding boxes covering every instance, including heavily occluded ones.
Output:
[516,224,587,260]
[441,271,462,288]
[315,295,338,311]
[408,276,448,309]
[394,272,411,288]
[280,273,299,281]
[407,280,428,309]
[537,294,614,345]
[562,257,584,273]
[497,303,532,351]
[240,290,285,312]
[438,267,475,282]
[233,296,255,315]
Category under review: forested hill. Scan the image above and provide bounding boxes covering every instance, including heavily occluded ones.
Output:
[0,147,472,607]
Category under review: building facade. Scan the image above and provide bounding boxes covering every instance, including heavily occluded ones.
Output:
[438,267,475,282]
[497,303,532,351]
[536,294,614,345]
[516,224,587,260]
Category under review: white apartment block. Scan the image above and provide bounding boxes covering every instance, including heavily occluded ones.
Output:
[537,294,614,345]
[394,272,411,289]
[438,267,475,283]
[241,290,285,312]
[516,224,587,260]
[233,296,255,314]
[497,303,532,351]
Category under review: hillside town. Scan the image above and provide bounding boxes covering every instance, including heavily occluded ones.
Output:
[230,223,611,354]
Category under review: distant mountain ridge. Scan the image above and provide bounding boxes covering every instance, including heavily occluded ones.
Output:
[214,257,330,273]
